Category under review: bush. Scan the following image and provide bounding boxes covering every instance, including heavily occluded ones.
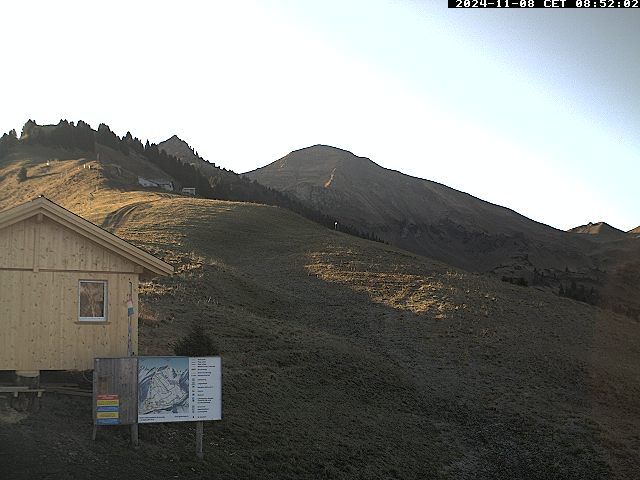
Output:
[501,275,528,287]
[559,281,599,305]
[173,322,219,357]
[17,166,27,182]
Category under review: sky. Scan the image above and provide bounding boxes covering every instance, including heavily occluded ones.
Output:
[1,0,638,231]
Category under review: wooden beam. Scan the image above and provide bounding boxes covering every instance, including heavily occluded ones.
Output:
[196,421,204,460]
[0,267,138,274]
[33,219,40,272]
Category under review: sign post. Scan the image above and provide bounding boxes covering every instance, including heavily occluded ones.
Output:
[196,421,204,460]
[127,284,134,357]
[126,283,138,446]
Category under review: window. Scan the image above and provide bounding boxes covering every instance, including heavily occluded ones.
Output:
[79,280,107,321]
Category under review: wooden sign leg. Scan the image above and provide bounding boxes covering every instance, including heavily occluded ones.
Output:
[92,424,97,441]
[196,421,204,460]
[131,423,139,448]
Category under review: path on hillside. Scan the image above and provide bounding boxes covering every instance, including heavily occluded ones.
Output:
[100,199,154,232]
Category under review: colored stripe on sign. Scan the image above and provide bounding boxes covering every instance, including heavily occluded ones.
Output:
[96,406,119,412]
[97,400,119,407]
[97,394,118,400]
[97,411,119,419]
[97,418,120,425]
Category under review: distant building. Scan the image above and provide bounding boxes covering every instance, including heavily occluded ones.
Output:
[137,176,174,191]
[157,181,174,192]
[137,177,156,188]
[181,187,196,196]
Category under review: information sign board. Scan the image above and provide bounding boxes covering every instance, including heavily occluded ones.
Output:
[137,356,222,424]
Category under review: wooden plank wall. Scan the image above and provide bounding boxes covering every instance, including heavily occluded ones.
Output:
[0,216,140,371]
[0,217,35,268]
[38,217,135,272]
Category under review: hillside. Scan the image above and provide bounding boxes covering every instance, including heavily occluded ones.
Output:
[1,122,347,236]
[246,145,640,319]
[245,145,587,272]
[569,221,627,238]
[0,143,176,224]
[1,145,640,479]
[158,136,381,240]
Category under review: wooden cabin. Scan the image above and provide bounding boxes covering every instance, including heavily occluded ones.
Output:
[0,197,173,374]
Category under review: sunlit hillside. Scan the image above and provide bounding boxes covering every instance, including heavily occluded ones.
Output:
[0,144,174,223]
[1,150,639,479]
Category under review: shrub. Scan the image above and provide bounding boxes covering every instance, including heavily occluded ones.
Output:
[501,275,528,287]
[559,281,599,306]
[17,166,27,182]
[173,322,219,357]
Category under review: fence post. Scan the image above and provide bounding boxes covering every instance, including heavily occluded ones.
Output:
[196,421,204,459]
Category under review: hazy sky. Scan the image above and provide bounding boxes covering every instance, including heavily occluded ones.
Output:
[1,1,638,230]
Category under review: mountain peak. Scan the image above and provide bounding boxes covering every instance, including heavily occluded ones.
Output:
[294,144,357,156]
[158,135,224,174]
[568,221,625,237]
[163,134,189,147]
[158,135,200,163]
[274,144,375,175]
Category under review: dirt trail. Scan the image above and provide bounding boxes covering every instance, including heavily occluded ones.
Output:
[100,201,148,232]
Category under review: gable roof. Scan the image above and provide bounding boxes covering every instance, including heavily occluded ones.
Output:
[0,196,173,278]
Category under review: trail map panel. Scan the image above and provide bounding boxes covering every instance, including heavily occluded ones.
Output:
[138,356,221,423]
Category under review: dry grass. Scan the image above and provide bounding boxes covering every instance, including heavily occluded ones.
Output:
[1,150,639,479]
[110,196,639,479]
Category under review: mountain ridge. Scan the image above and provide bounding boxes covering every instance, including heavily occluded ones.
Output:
[246,144,579,270]
[246,143,640,319]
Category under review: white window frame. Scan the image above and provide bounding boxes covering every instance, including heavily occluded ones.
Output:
[78,280,108,322]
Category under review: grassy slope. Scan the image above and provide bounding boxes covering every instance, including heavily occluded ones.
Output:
[125,198,639,479]
[1,151,639,479]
